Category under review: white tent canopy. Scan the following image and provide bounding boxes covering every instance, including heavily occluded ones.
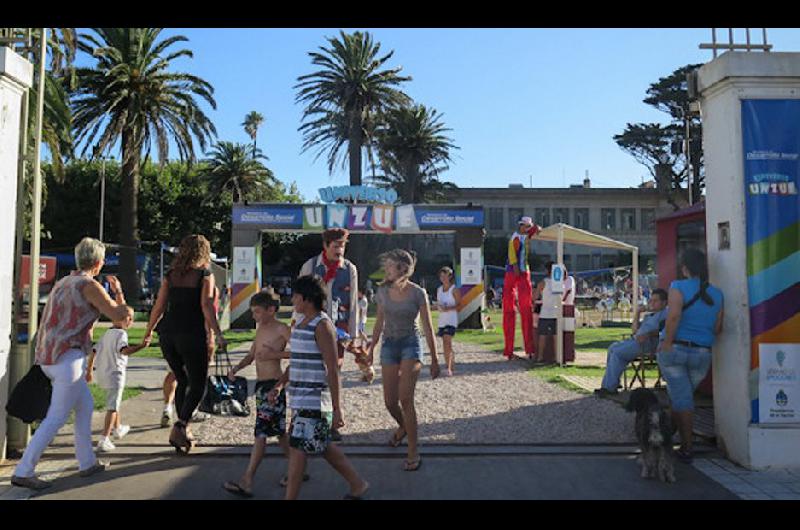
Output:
[534,223,638,252]
[532,223,640,365]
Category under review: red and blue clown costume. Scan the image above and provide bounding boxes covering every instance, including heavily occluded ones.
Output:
[502,222,540,358]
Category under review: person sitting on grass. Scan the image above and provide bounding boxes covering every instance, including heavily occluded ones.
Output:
[594,288,668,397]
[222,288,305,497]
[87,300,148,452]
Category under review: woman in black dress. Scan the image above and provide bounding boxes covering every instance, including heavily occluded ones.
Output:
[144,235,226,452]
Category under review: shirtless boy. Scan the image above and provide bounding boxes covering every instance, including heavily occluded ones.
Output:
[222,289,302,497]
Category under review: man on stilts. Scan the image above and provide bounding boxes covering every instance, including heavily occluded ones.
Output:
[502,216,540,360]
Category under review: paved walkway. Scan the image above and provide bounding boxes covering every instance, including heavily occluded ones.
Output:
[1,340,797,500]
[1,447,739,500]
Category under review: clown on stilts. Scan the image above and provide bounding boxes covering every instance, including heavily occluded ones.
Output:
[502,216,541,360]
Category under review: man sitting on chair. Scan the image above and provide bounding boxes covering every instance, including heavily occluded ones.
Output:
[594,288,668,397]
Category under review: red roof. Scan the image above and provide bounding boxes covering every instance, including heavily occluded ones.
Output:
[655,200,705,222]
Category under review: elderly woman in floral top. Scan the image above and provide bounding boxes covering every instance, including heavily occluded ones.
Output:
[11,238,134,490]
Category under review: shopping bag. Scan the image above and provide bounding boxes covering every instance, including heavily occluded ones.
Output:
[198,347,250,417]
[6,364,52,424]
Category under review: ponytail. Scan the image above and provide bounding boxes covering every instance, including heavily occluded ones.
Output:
[680,248,714,307]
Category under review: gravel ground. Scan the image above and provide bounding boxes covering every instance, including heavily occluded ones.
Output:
[192,341,635,445]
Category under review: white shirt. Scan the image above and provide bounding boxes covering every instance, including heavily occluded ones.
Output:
[437,285,459,328]
[563,276,576,305]
[94,328,129,389]
[539,279,560,319]
[358,297,368,325]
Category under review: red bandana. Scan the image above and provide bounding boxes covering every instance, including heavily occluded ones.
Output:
[321,253,341,284]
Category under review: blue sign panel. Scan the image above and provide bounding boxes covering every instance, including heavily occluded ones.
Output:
[415,209,484,228]
[233,205,304,228]
[233,204,484,231]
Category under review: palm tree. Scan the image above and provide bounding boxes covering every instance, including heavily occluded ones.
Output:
[242,111,265,156]
[372,104,459,204]
[72,28,217,302]
[203,141,276,203]
[295,31,411,186]
[16,28,78,181]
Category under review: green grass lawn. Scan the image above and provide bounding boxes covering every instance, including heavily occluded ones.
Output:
[88,384,144,412]
[455,309,633,354]
[92,327,259,359]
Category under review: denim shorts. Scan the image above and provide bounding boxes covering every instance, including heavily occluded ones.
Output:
[657,344,712,412]
[381,334,423,365]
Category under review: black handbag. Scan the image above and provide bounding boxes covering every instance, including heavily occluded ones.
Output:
[198,346,250,417]
[6,364,52,424]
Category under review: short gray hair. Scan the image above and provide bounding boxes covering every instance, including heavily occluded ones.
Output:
[75,237,106,270]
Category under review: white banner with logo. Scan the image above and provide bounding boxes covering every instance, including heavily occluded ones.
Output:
[759,344,800,424]
[460,247,482,285]
[233,247,256,285]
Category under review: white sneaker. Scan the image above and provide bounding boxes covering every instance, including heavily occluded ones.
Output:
[95,437,116,452]
[113,425,130,439]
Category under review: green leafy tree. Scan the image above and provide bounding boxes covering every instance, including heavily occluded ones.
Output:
[71,28,217,301]
[295,31,411,186]
[242,111,265,156]
[372,103,458,204]
[203,141,276,203]
[614,64,703,209]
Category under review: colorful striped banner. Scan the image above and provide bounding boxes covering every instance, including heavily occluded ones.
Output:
[742,100,800,423]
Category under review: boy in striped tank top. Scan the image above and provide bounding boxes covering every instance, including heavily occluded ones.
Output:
[269,275,369,500]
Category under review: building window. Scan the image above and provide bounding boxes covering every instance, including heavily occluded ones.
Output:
[641,208,656,231]
[553,208,569,225]
[577,254,591,271]
[488,208,504,230]
[535,208,550,227]
[574,208,589,230]
[622,208,636,232]
[601,208,616,232]
[508,208,524,229]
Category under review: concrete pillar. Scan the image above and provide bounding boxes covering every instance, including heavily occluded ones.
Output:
[0,47,33,461]
[698,51,800,469]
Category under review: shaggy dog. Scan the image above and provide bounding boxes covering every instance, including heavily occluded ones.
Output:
[625,388,676,483]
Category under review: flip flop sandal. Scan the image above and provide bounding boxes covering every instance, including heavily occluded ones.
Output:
[279,473,310,487]
[222,481,253,498]
[404,458,423,472]
[343,483,369,500]
[389,431,407,447]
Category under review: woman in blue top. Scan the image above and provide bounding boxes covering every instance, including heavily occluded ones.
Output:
[658,248,724,463]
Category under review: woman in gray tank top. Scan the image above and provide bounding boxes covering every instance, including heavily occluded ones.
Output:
[368,249,440,471]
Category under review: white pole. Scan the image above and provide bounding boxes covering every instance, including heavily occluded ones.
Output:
[27,28,47,342]
[556,225,564,366]
[632,247,639,317]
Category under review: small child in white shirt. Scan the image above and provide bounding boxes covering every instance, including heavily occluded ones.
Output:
[87,314,147,452]
[357,289,369,343]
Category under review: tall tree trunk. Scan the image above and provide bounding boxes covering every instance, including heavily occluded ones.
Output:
[348,114,363,186]
[119,129,142,306]
[404,163,418,204]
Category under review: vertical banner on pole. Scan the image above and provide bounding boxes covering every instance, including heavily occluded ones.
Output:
[231,246,259,324]
[741,99,800,424]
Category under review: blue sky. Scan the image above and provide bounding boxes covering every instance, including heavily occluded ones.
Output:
[74,28,800,200]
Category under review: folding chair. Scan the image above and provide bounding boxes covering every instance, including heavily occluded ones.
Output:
[623,336,663,390]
